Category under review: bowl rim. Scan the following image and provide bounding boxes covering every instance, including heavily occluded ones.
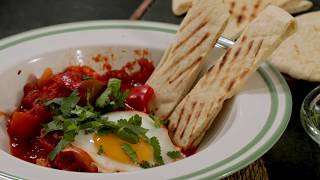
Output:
[0,20,292,180]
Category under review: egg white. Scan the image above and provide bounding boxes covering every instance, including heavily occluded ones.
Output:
[72,111,183,172]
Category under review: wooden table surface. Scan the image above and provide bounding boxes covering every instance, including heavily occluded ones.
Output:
[0,0,319,179]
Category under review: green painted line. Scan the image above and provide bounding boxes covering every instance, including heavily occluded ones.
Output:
[0,24,175,51]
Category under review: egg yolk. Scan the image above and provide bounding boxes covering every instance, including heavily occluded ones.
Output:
[94,134,153,164]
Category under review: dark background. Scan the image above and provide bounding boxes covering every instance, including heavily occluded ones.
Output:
[1,0,320,179]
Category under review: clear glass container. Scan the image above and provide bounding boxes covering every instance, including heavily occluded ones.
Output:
[300,85,320,145]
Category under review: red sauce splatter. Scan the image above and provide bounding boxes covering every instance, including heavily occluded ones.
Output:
[181,147,198,157]
[92,54,103,62]
[133,49,142,57]
[134,49,150,60]
[103,63,112,71]
[92,53,112,71]
[143,49,149,58]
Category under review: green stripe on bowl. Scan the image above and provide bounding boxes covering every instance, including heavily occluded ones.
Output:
[0,171,25,180]
[0,21,292,180]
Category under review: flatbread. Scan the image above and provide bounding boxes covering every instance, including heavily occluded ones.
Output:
[168,5,297,150]
[172,0,312,40]
[222,0,290,39]
[172,0,193,16]
[147,0,230,120]
[282,0,313,14]
[271,12,320,81]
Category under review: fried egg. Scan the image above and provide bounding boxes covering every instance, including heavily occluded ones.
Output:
[72,111,184,172]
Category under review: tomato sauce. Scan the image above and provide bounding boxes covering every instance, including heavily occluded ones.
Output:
[7,58,155,170]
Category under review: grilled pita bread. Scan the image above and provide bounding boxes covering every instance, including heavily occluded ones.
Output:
[222,0,289,39]
[147,0,230,120]
[168,5,297,150]
[173,0,287,16]
[172,0,311,40]
[282,0,313,14]
[271,12,320,81]
[172,0,193,16]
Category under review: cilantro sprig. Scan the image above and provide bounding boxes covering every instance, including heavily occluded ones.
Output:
[167,151,182,159]
[96,78,128,110]
[149,114,165,128]
[97,145,104,155]
[121,143,138,163]
[45,90,80,117]
[150,137,164,165]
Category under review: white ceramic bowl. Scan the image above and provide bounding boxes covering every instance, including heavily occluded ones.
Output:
[0,21,291,180]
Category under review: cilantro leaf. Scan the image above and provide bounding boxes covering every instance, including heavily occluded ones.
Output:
[117,115,148,138]
[71,105,97,121]
[116,127,139,144]
[128,114,142,126]
[44,97,63,106]
[97,145,104,155]
[42,115,64,136]
[44,90,80,117]
[167,151,182,159]
[96,78,121,108]
[149,114,164,128]
[60,91,80,117]
[47,114,80,160]
[114,90,129,109]
[95,78,129,110]
[150,137,164,165]
[48,130,77,160]
[121,143,138,163]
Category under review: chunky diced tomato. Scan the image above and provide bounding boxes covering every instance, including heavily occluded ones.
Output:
[8,111,42,140]
[126,84,154,113]
[130,59,154,84]
[21,90,41,109]
[23,82,39,95]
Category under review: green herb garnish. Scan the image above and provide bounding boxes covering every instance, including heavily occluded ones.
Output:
[48,128,77,160]
[167,151,182,159]
[149,114,164,128]
[97,145,104,155]
[114,115,148,143]
[42,78,167,165]
[42,115,64,136]
[95,78,128,109]
[45,90,80,117]
[150,137,164,165]
[305,104,320,130]
[121,143,138,163]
